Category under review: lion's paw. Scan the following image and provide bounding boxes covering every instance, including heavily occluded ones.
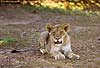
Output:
[76,55,80,59]
[54,54,65,60]
[40,49,47,54]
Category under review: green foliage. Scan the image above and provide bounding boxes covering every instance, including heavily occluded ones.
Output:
[22,5,67,14]
[22,4,100,17]
[1,37,16,43]
[0,0,100,10]
[0,37,17,46]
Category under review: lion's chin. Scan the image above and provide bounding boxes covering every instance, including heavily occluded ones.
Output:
[55,44,62,47]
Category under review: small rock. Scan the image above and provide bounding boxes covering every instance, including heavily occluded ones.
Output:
[91,45,95,48]
[20,32,27,38]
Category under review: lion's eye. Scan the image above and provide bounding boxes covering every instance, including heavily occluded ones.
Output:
[52,32,55,35]
[60,31,64,35]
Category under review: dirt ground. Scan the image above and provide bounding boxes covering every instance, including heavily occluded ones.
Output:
[0,5,100,68]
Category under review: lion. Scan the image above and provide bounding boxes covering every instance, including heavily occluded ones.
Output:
[39,23,80,60]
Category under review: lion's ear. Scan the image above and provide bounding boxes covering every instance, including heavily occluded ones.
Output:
[63,24,70,32]
[45,23,53,32]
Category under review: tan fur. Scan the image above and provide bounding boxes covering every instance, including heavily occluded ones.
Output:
[39,23,80,60]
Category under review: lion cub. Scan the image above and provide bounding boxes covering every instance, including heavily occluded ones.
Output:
[39,23,80,60]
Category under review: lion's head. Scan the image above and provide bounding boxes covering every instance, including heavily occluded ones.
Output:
[46,23,70,45]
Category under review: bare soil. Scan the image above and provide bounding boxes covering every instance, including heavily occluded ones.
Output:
[0,4,100,68]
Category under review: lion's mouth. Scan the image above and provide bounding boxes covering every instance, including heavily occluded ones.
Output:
[54,41,62,44]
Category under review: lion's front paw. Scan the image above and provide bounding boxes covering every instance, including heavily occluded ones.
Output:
[75,54,80,59]
[68,54,73,59]
[68,53,80,59]
[40,49,47,54]
[54,54,65,60]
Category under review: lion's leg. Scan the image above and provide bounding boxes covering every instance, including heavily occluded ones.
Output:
[39,31,49,54]
[63,44,80,59]
[39,38,47,54]
[71,52,80,59]
[64,50,80,59]
[50,47,65,60]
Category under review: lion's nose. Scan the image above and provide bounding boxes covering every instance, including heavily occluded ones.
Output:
[55,37,60,40]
